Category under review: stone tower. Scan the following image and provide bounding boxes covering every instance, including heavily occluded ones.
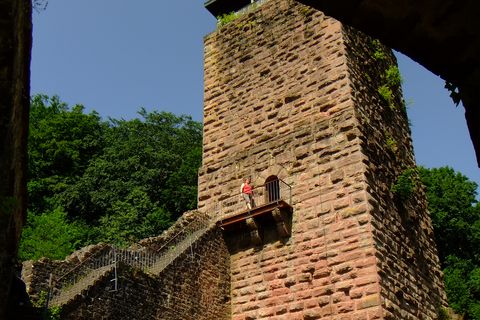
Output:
[198,0,447,319]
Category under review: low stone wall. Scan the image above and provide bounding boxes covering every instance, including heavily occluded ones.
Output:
[22,209,230,320]
[136,210,210,252]
[22,210,208,304]
[22,243,110,303]
[60,226,230,320]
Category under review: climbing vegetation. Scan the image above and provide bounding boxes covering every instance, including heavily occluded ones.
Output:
[378,85,395,110]
[385,65,402,88]
[217,11,239,27]
[384,133,398,154]
[372,39,386,60]
[216,2,259,28]
[378,65,403,110]
[371,39,405,111]
[391,167,418,201]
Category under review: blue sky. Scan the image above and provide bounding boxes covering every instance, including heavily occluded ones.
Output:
[31,0,480,190]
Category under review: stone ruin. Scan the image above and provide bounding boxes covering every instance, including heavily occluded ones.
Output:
[17,0,448,319]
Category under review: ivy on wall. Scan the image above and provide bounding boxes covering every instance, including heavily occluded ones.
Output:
[217,12,240,27]
[372,39,404,111]
[216,2,259,28]
[391,167,419,201]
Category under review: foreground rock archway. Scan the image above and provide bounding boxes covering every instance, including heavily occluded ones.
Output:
[0,0,32,318]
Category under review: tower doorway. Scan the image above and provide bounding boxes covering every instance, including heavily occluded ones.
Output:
[265,175,280,204]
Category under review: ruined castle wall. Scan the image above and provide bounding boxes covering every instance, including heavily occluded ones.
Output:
[21,211,210,302]
[0,0,32,317]
[137,210,210,251]
[343,26,447,319]
[199,0,446,319]
[22,243,111,302]
[23,211,231,320]
[199,1,383,319]
[59,227,230,320]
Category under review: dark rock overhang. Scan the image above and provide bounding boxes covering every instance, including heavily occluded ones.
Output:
[205,0,253,17]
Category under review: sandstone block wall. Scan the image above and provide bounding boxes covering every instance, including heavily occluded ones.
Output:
[0,0,32,317]
[199,0,356,210]
[343,27,447,319]
[198,0,446,319]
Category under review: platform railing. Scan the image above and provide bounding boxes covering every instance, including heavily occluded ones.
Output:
[216,179,292,219]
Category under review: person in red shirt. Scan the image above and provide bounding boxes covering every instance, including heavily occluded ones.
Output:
[240,177,254,210]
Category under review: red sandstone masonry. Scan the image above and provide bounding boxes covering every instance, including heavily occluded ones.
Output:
[342,25,447,319]
[200,1,381,319]
[199,0,445,319]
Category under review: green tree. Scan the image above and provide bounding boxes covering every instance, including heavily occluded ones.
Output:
[28,94,106,214]
[18,209,89,261]
[57,108,202,243]
[96,188,172,246]
[419,166,480,319]
[419,166,480,264]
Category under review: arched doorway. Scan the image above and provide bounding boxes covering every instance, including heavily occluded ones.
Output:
[265,175,280,204]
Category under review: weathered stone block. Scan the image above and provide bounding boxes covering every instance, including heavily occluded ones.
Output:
[303,308,322,320]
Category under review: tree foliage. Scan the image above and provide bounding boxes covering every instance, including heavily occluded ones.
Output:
[419,166,480,264]
[18,208,88,261]
[419,166,480,319]
[28,95,106,215]
[58,108,202,225]
[20,95,202,260]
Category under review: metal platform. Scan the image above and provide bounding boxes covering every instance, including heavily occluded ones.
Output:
[217,200,292,230]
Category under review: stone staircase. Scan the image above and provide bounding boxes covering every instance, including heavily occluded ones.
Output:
[49,264,115,306]
[48,213,212,308]
[148,227,207,275]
